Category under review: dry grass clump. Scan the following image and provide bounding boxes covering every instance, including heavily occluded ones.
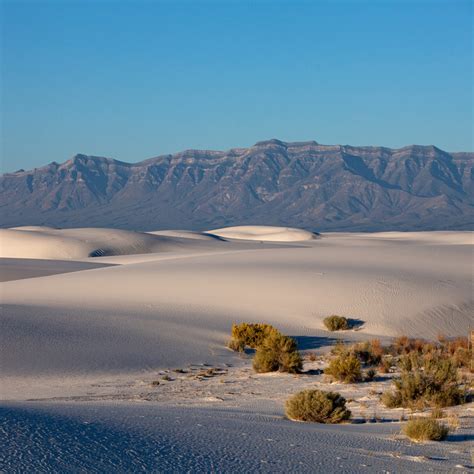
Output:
[381,352,466,409]
[378,355,394,374]
[389,335,472,371]
[228,323,303,374]
[430,407,445,419]
[285,389,351,423]
[253,330,303,373]
[439,335,472,370]
[403,417,449,442]
[228,323,276,352]
[323,315,350,331]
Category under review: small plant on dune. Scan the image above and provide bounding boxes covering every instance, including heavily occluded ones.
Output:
[403,417,449,442]
[381,352,466,409]
[323,315,350,331]
[253,329,303,373]
[325,352,362,383]
[285,389,351,423]
[228,323,276,352]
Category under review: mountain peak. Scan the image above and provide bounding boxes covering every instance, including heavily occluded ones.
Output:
[253,139,288,147]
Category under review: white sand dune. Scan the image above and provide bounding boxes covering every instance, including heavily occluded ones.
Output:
[2,402,471,473]
[0,227,232,260]
[1,229,473,473]
[208,225,319,241]
[336,231,474,245]
[147,229,225,241]
[1,231,472,388]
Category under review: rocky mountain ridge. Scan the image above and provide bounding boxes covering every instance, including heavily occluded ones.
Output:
[1,139,473,231]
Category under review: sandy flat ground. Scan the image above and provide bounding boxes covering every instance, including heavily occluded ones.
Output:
[0,226,472,472]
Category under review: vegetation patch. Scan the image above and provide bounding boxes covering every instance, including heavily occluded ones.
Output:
[325,352,362,383]
[228,323,303,374]
[285,389,351,423]
[323,315,350,331]
[228,323,276,352]
[403,418,449,442]
[381,352,466,409]
[253,330,303,373]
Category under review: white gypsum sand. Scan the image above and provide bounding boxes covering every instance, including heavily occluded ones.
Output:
[208,225,320,241]
[0,226,472,472]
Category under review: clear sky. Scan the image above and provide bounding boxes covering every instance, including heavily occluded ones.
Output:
[1,0,472,171]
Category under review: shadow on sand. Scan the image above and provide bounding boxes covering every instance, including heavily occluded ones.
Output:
[292,335,338,350]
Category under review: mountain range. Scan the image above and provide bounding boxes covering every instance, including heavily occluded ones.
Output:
[1,139,473,231]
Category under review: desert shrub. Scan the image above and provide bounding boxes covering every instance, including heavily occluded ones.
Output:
[352,341,383,366]
[370,339,385,358]
[378,355,394,374]
[285,389,351,423]
[430,407,445,419]
[440,336,472,370]
[253,330,303,373]
[325,353,362,383]
[323,315,349,331]
[382,352,466,408]
[330,341,347,356]
[381,390,403,408]
[390,336,440,357]
[452,347,472,370]
[228,323,276,352]
[403,418,449,442]
[365,368,377,381]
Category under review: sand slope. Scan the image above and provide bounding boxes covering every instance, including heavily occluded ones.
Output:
[0,225,315,260]
[2,403,471,473]
[209,225,319,241]
[1,231,472,384]
[0,227,230,260]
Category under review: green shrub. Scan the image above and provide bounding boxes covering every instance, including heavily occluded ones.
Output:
[285,389,351,423]
[403,418,449,442]
[382,352,465,408]
[325,353,362,383]
[253,330,303,373]
[228,323,276,352]
[323,315,350,331]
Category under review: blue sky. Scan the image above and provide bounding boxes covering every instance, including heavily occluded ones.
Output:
[1,0,472,171]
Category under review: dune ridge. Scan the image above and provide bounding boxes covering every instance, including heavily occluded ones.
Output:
[0,225,317,260]
[1,229,472,390]
[208,225,319,242]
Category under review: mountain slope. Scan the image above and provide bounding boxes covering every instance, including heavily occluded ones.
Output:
[1,139,473,231]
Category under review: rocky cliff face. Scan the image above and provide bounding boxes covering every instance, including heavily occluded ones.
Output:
[1,139,473,231]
